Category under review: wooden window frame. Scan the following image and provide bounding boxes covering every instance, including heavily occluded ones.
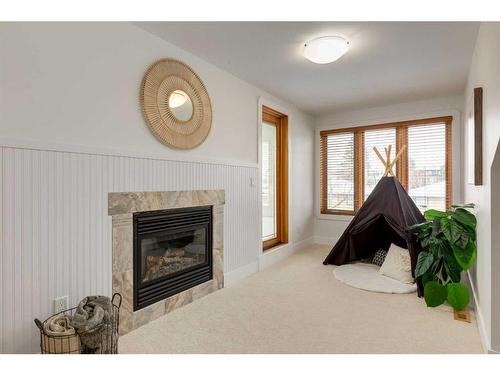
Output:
[262,106,289,250]
[320,116,452,215]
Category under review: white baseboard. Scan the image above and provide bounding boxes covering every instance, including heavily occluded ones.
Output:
[224,260,259,287]
[259,236,314,271]
[313,236,337,245]
[468,270,490,354]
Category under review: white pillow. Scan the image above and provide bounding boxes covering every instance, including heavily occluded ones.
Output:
[379,244,414,284]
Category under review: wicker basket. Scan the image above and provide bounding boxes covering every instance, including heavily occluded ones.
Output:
[34,293,122,354]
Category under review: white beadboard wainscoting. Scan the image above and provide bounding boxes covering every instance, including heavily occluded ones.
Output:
[0,144,260,353]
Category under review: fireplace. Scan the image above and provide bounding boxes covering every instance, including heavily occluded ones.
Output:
[133,206,213,311]
[109,190,224,333]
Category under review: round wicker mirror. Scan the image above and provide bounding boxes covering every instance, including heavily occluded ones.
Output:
[140,59,212,149]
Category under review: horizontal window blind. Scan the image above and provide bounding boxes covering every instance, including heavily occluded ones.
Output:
[364,128,396,201]
[321,132,355,212]
[407,123,447,211]
[320,116,452,215]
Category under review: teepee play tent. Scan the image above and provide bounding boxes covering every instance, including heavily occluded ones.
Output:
[322,146,426,295]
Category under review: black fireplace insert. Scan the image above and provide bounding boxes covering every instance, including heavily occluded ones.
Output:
[133,206,213,311]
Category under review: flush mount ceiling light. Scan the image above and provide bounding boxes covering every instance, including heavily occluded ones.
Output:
[303,36,349,64]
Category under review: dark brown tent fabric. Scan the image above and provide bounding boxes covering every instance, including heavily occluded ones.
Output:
[322,176,425,296]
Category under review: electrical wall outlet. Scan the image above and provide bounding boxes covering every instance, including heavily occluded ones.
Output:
[54,296,68,314]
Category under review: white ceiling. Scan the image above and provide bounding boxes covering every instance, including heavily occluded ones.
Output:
[136,22,479,116]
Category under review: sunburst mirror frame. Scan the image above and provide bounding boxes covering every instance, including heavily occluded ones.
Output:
[140,59,212,149]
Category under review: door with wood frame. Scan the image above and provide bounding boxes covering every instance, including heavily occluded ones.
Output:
[261,106,288,250]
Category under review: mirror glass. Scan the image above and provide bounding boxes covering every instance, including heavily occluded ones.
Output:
[168,90,193,122]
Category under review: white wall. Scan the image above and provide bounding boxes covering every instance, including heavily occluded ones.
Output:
[0,22,315,353]
[313,95,464,244]
[462,22,500,353]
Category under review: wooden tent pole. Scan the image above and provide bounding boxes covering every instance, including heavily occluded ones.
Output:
[373,147,387,170]
[374,145,406,177]
[386,145,407,175]
[385,145,394,176]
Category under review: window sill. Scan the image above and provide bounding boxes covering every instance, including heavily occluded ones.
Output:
[263,241,287,252]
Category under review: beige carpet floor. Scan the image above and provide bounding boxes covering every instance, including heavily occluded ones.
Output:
[119,244,483,353]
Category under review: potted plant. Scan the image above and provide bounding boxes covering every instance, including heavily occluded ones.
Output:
[408,204,477,311]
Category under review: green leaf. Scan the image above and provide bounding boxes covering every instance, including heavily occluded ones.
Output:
[451,203,475,209]
[432,258,452,285]
[456,232,469,249]
[452,208,477,229]
[421,272,435,286]
[415,251,434,278]
[407,221,431,232]
[432,218,442,237]
[424,281,448,307]
[452,239,477,270]
[467,226,477,242]
[441,217,463,244]
[443,252,462,283]
[424,209,448,220]
[429,241,446,259]
[416,226,431,236]
[446,283,470,311]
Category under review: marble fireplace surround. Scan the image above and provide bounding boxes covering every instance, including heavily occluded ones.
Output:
[108,190,224,335]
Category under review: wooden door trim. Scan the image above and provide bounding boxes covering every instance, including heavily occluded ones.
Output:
[262,106,288,251]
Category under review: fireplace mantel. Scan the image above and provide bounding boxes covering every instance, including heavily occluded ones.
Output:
[108,190,224,335]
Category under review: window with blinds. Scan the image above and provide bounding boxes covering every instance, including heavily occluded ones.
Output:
[364,128,396,200]
[319,117,452,215]
[407,124,447,211]
[320,132,355,213]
